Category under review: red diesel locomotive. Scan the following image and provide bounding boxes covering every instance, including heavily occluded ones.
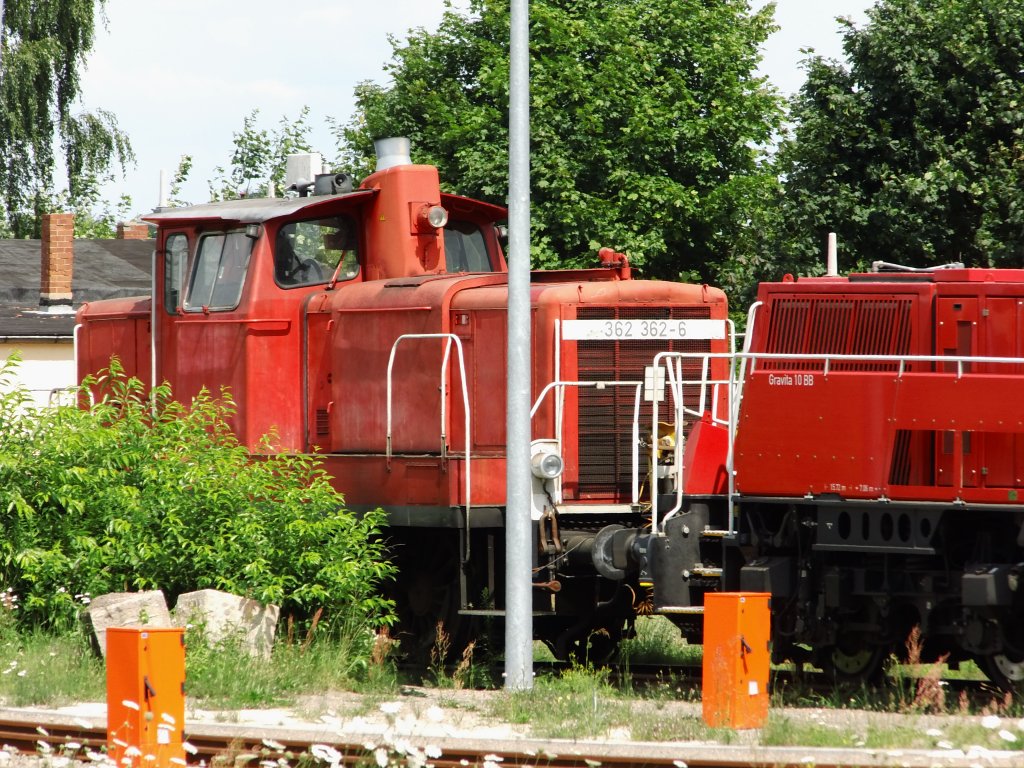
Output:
[76,139,731,660]
[637,267,1024,687]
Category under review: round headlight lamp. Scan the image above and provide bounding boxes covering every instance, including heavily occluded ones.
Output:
[531,450,564,480]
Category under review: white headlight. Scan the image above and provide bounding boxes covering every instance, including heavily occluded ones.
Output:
[426,205,449,228]
[531,450,564,479]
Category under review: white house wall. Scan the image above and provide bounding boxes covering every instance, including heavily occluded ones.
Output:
[1,341,76,407]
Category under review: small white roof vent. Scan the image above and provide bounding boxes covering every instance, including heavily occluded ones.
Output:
[285,153,324,190]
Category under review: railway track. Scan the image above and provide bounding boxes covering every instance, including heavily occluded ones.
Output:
[0,708,1019,768]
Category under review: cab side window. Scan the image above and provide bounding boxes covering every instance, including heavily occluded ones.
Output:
[184,231,253,311]
[444,220,493,272]
[275,215,360,288]
[163,233,189,314]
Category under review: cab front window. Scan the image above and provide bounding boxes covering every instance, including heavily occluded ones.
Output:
[444,220,494,272]
[275,215,360,288]
[184,230,253,312]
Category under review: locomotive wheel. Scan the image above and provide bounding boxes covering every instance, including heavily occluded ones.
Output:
[821,643,887,683]
[980,653,1024,691]
[390,533,468,666]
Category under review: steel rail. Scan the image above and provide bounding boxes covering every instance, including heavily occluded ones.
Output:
[0,708,1019,768]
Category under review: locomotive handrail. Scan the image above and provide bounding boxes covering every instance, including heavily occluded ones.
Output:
[650,317,738,533]
[531,379,644,506]
[651,340,1024,536]
[386,333,473,560]
[745,350,1024,373]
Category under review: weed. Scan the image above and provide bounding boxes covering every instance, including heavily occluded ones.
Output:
[0,628,104,706]
[428,621,451,685]
[621,616,701,666]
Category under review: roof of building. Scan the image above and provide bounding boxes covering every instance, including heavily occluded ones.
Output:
[0,238,152,341]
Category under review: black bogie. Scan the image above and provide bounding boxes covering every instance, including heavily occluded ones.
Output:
[722,499,1024,682]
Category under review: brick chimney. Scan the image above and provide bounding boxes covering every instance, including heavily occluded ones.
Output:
[117,220,151,240]
[41,212,74,308]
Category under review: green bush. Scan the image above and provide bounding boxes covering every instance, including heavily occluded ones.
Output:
[0,358,394,643]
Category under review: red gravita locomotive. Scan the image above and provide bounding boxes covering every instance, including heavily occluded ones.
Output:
[632,267,1024,687]
[76,139,731,659]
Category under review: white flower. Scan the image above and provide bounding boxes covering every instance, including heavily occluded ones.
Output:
[379,702,402,715]
[121,700,141,711]
[374,747,389,767]
[981,715,1000,729]
[36,741,52,754]
[672,761,687,768]
[124,746,142,758]
[483,756,502,763]
[937,741,954,750]
[182,743,198,756]
[161,713,176,725]
[425,745,442,759]
[926,728,943,738]
[998,729,1017,743]
[86,750,106,762]
[310,744,341,765]
[35,726,47,736]
[261,739,286,752]
[16,671,25,678]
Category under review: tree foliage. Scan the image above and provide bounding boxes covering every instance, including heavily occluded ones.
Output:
[0,358,394,640]
[341,0,783,284]
[205,107,315,202]
[0,0,133,237]
[776,0,1024,274]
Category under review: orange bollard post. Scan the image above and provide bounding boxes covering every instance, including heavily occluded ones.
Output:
[702,592,770,729]
[106,627,186,768]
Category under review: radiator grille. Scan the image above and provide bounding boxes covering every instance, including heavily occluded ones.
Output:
[575,306,713,501]
[763,297,914,371]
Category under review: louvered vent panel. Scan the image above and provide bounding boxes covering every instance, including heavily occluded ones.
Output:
[762,297,913,371]
[575,306,712,501]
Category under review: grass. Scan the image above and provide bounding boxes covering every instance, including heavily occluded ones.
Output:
[0,628,105,706]
[3,615,1024,754]
[184,626,395,708]
[621,616,702,667]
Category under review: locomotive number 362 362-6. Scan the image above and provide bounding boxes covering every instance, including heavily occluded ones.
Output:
[600,320,683,339]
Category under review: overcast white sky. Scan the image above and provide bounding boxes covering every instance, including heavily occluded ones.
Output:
[78,1,872,216]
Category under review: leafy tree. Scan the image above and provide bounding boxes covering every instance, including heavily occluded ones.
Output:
[776,0,1024,274]
[0,0,133,237]
[0,359,394,642]
[340,0,783,286]
[206,107,316,202]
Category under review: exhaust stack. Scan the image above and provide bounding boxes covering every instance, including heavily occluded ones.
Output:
[374,137,412,170]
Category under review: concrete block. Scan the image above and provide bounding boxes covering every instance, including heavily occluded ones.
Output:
[173,589,279,658]
[84,590,173,657]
